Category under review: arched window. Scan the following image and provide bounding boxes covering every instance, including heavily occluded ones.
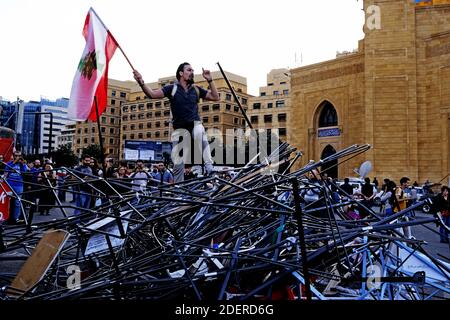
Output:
[318,101,338,127]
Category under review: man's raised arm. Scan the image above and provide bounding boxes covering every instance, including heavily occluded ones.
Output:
[133,70,165,99]
[202,68,219,101]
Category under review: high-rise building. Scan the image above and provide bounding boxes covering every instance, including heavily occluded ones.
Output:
[247,69,291,141]
[20,101,41,155]
[0,97,17,130]
[39,98,73,154]
[0,97,75,156]
[57,123,76,149]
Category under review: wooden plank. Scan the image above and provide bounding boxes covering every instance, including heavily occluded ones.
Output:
[8,230,70,298]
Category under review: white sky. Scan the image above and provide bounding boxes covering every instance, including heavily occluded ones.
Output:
[0,0,365,101]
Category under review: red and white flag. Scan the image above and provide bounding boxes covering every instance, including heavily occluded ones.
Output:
[68,8,118,121]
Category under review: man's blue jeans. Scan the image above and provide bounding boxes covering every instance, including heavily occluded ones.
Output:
[9,185,23,221]
[74,191,91,216]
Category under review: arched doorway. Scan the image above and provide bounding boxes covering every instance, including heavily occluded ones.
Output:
[321,144,338,178]
[310,100,341,177]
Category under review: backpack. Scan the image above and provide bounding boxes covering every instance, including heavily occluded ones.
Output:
[170,84,201,103]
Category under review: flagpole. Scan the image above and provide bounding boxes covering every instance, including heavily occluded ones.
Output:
[94,96,106,175]
[89,7,135,71]
[110,34,136,71]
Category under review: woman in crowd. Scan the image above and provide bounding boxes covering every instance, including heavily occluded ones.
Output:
[436,186,450,243]
[38,163,56,215]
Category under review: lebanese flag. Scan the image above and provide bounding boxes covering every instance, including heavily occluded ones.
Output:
[68,8,118,121]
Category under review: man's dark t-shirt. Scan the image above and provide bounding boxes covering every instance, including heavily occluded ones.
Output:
[162,83,208,130]
[340,183,354,196]
[361,183,374,198]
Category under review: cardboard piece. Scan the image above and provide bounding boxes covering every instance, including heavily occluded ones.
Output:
[8,229,70,298]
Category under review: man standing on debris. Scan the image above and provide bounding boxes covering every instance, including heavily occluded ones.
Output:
[133,63,219,183]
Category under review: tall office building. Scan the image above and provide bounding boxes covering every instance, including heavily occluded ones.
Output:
[247,69,291,141]
[39,98,73,154]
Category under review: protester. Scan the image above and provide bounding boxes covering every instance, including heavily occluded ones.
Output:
[38,163,56,215]
[73,154,93,217]
[436,186,450,243]
[5,151,28,224]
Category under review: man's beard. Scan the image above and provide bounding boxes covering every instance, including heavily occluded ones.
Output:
[187,76,195,85]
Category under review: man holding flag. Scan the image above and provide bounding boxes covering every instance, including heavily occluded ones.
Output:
[68,8,219,184]
[133,63,219,183]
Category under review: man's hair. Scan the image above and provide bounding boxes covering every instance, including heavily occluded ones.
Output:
[119,160,128,166]
[365,177,370,183]
[81,154,91,160]
[344,178,349,183]
[441,186,449,193]
[176,62,190,81]
[400,177,410,185]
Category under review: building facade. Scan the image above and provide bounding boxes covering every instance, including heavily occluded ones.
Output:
[39,98,73,154]
[290,0,450,184]
[20,101,41,155]
[0,97,16,130]
[247,69,290,140]
[57,123,76,149]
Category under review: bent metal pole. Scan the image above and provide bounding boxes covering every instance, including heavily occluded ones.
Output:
[216,62,253,130]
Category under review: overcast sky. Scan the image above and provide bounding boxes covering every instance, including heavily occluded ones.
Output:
[0,0,365,101]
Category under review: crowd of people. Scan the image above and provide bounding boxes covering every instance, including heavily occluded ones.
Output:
[300,172,450,242]
[0,151,203,225]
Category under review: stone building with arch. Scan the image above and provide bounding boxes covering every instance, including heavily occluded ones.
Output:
[290,0,450,183]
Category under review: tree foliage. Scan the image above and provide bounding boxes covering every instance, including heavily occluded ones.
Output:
[81,144,103,162]
[50,144,78,167]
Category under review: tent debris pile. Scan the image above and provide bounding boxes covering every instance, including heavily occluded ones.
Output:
[0,143,449,300]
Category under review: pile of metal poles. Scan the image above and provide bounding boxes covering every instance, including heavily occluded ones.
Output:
[0,143,449,300]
